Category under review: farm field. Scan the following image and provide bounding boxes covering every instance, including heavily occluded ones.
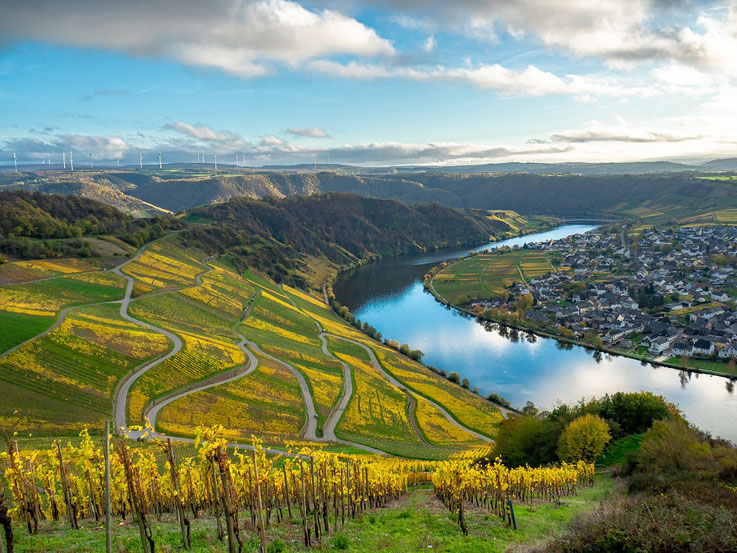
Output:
[0,256,117,285]
[1,232,506,458]
[432,249,558,305]
[0,270,127,353]
[0,303,170,433]
[242,284,344,432]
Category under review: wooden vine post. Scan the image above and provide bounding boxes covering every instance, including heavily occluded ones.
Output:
[55,442,78,530]
[165,438,190,549]
[252,450,267,553]
[104,421,112,553]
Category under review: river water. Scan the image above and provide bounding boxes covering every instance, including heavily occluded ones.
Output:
[333,225,737,442]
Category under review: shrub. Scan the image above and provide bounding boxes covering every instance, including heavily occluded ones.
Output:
[557,414,611,463]
[332,533,350,550]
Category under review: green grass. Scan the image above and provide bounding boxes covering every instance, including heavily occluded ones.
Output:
[0,309,54,354]
[433,250,559,305]
[0,303,171,433]
[330,336,436,458]
[597,434,643,467]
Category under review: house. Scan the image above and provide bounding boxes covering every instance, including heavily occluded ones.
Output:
[672,341,693,356]
[648,336,672,355]
[693,339,715,357]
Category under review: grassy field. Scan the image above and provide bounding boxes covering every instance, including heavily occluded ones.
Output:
[329,336,430,457]
[2,235,506,458]
[242,285,344,430]
[0,257,118,285]
[433,250,558,305]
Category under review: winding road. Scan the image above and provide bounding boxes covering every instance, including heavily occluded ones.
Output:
[4,236,500,456]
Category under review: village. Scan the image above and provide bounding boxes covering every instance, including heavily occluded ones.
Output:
[470,225,737,366]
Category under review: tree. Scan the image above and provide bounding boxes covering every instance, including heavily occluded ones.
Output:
[461,378,470,389]
[448,372,460,384]
[399,343,411,355]
[557,414,611,463]
[638,419,712,473]
[494,415,556,467]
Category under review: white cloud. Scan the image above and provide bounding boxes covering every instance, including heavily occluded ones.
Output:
[551,122,702,143]
[309,60,659,98]
[165,122,241,142]
[1,0,394,78]
[285,127,331,138]
[368,0,737,76]
[261,134,286,146]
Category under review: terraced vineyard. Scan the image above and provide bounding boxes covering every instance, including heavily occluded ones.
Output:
[0,271,127,354]
[1,232,504,459]
[0,303,169,433]
[156,351,306,444]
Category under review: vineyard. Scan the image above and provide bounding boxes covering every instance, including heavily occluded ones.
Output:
[0,425,596,552]
[1,231,507,463]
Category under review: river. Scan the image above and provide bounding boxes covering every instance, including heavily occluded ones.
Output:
[333,225,737,442]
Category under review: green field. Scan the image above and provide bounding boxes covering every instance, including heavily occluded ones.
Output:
[432,250,557,305]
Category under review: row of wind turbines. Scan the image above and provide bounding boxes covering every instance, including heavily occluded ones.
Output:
[9,150,327,173]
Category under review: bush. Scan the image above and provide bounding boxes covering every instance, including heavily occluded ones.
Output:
[557,414,611,463]
[461,378,470,389]
[267,538,287,553]
[487,393,511,408]
[448,372,460,384]
[494,415,556,467]
[332,533,350,550]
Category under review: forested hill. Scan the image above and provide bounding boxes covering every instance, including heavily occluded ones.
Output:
[0,190,181,260]
[4,168,737,223]
[186,193,539,285]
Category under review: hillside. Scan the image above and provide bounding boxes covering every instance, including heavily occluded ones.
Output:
[184,193,543,286]
[0,192,510,459]
[4,167,737,224]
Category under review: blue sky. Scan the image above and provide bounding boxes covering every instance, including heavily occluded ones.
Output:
[1,0,736,166]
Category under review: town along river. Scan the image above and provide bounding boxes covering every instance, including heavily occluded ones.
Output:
[333,225,737,443]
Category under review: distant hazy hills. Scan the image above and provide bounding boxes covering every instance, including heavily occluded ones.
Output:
[2,162,737,222]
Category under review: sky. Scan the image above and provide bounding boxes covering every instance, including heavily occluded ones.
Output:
[1,0,737,167]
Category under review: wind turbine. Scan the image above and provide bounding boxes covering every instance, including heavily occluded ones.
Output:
[70,151,74,171]
[235,153,238,168]
[139,153,143,169]
[116,159,120,167]
[47,153,51,166]
[158,151,162,169]
[242,153,246,168]
[63,152,66,170]
[13,152,17,173]
[313,154,317,170]
[89,153,92,169]
[214,154,217,171]
[267,153,271,167]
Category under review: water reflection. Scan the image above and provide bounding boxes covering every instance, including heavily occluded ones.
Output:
[334,225,737,442]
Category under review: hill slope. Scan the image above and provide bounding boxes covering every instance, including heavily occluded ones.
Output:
[5,168,737,223]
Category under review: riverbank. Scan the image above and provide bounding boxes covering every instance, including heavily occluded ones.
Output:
[426,256,737,382]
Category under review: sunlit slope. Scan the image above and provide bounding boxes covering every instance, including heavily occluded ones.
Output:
[281,285,503,438]
[0,271,126,353]
[156,350,305,444]
[0,233,502,455]
[0,303,169,433]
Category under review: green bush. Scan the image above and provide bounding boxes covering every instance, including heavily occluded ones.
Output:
[332,533,350,550]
